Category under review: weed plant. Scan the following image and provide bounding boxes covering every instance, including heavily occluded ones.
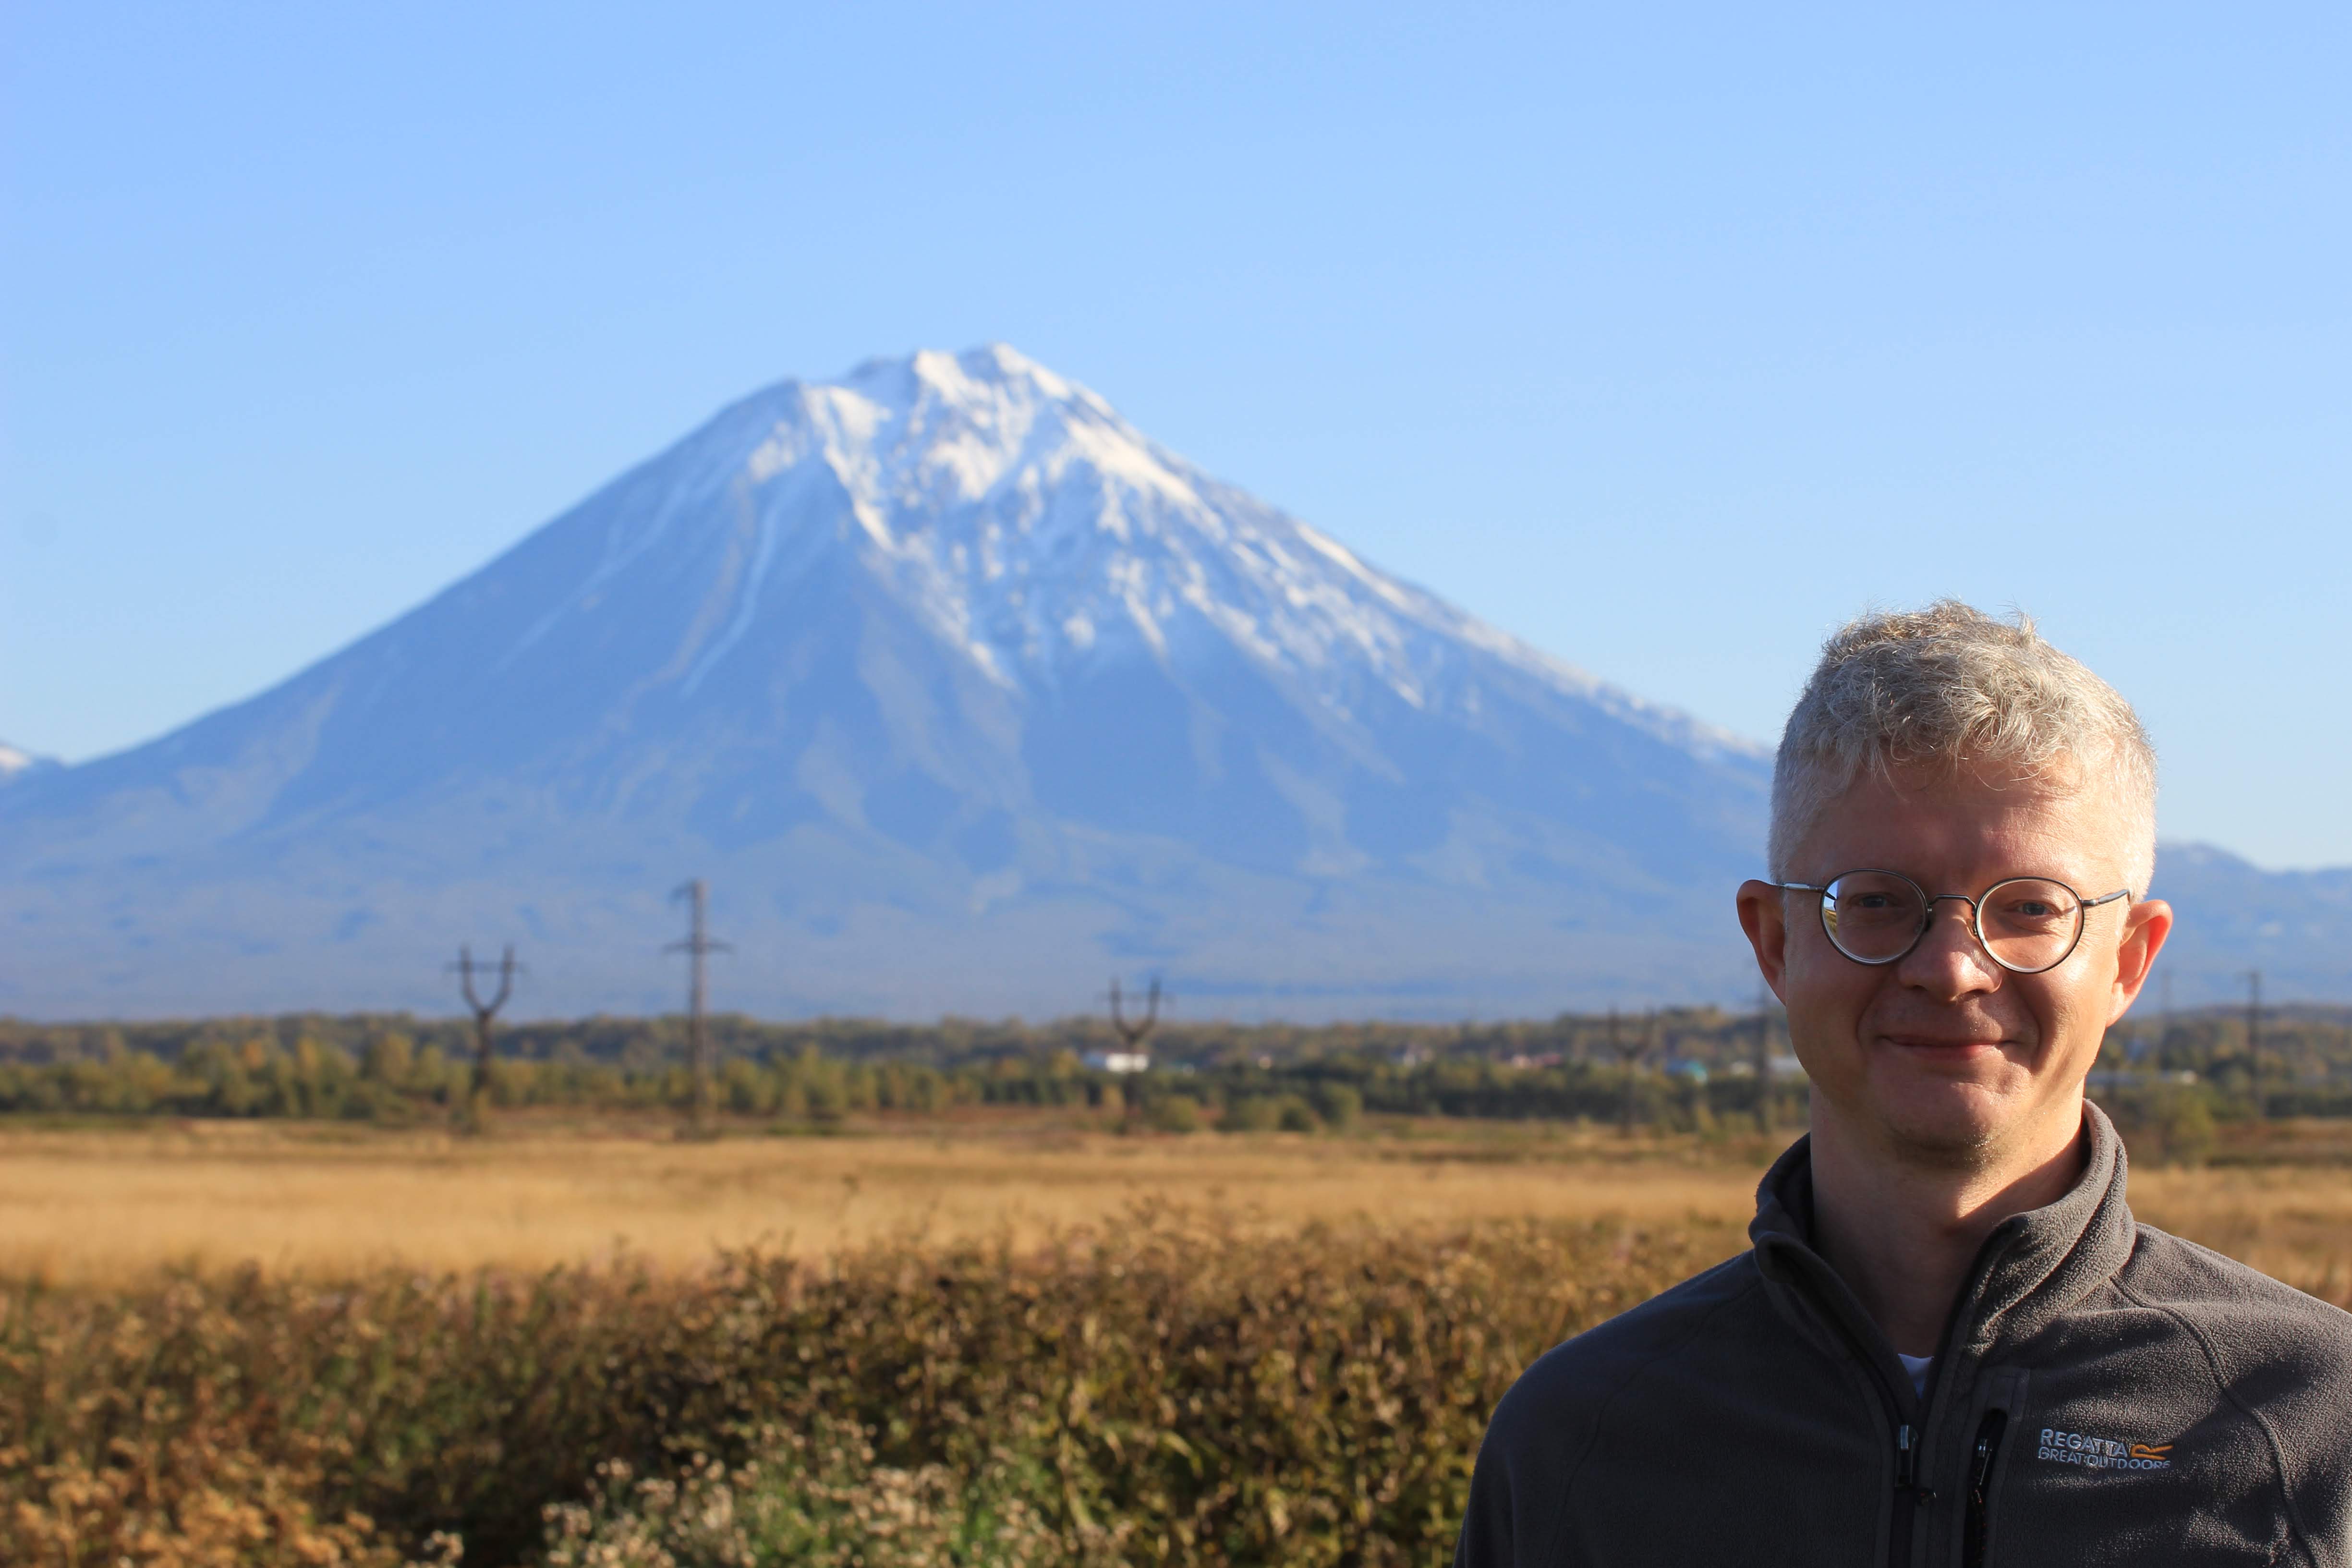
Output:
[2,1212,1734,1568]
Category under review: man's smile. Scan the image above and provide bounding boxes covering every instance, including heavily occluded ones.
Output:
[1879,1033,2009,1053]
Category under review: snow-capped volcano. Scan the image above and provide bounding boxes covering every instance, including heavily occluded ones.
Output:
[457,342,1746,769]
[0,346,1774,1019]
[684,346,1739,754]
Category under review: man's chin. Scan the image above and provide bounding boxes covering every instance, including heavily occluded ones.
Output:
[1868,1082,2014,1159]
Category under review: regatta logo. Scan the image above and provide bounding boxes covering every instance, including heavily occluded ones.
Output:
[2037,1428,2174,1471]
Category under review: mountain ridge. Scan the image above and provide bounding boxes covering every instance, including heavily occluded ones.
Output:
[1,347,2341,1016]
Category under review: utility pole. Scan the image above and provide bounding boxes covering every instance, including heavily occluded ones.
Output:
[449,943,517,1125]
[1606,1008,1621,1129]
[1611,1008,1652,1136]
[1753,981,1775,1132]
[667,880,731,1137]
[1109,976,1162,1052]
[2245,969,2264,1119]
[1108,977,1162,1130]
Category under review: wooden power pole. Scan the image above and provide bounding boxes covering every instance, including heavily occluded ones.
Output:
[667,880,730,1136]
[2245,969,2264,1119]
[1611,1009,1653,1135]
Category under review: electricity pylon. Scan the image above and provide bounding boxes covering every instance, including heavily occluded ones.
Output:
[449,943,518,1128]
[667,880,730,1136]
[1109,976,1162,1051]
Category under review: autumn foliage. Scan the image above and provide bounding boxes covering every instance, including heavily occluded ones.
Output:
[2,1214,1734,1568]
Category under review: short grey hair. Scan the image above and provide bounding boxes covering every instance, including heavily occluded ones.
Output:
[1768,601,2157,892]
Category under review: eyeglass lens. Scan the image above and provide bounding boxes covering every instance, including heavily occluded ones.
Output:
[1819,873,2085,972]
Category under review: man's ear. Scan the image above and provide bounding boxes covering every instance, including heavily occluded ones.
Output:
[1737,880,1790,1001]
[2108,898,2173,1026]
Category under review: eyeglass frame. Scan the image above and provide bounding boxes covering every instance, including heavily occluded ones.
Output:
[1767,870,2135,975]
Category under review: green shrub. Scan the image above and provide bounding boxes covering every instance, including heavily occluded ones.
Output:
[1223,1094,1281,1132]
[1312,1083,1362,1131]
[538,1419,1102,1568]
[1146,1094,1202,1133]
[2102,1083,2223,1168]
[1225,1094,1319,1134]
[1,1216,1732,1567]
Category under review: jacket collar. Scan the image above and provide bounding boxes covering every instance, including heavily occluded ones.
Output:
[1746,1102,2138,1393]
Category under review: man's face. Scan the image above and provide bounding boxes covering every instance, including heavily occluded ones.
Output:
[1737,763,2171,1167]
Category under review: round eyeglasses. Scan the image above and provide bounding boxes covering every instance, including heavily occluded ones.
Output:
[1769,871,2134,975]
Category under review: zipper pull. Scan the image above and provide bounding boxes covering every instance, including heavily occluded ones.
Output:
[1895,1423,1936,1503]
[1970,1410,2008,1499]
[1964,1410,2009,1568]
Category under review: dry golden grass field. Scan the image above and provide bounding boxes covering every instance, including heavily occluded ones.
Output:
[5,1113,2350,1303]
[9,1112,2352,1565]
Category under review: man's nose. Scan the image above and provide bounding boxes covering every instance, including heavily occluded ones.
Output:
[1898,897,2003,995]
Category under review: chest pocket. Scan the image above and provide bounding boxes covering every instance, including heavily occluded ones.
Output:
[1979,1382,2289,1567]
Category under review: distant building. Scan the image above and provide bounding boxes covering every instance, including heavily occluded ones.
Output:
[2086,1069,2199,1089]
[1082,1049,1152,1074]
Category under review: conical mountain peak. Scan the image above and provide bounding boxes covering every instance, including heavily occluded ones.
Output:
[0,350,1774,1019]
[655,346,1735,756]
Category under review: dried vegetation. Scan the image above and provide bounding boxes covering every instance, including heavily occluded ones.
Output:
[3,1211,1732,1568]
[6,1118,2349,1568]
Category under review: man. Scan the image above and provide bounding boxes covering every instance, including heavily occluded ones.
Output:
[1454,602,2352,1567]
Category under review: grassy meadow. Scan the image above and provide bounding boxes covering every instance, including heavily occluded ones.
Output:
[7,1109,2351,1568]
[0,1115,1771,1283]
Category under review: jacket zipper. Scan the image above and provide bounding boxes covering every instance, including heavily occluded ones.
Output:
[1890,1423,1935,1568]
[1962,1409,2008,1568]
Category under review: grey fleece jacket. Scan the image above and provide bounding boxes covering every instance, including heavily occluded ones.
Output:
[1453,1105,2352,1566]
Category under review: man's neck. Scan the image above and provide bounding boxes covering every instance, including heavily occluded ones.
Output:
[1805,1100,2089,1359]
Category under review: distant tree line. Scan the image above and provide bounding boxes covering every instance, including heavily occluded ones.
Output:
[0,1028,1799,1130]
[0,1004,2344,1129]
[0,1007,1792,1074]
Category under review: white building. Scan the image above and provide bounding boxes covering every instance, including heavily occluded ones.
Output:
[1082,1049,1152,1074]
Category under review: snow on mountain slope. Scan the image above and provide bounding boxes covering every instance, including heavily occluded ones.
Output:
[416,341,1754,779]
[0,742,57,784]
[685,346,1754,757]
[0,347,1774,1019]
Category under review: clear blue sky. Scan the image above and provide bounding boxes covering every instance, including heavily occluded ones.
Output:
[4,2,2346,868]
